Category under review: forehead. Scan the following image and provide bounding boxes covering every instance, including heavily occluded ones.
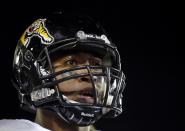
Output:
[51,52,102,62]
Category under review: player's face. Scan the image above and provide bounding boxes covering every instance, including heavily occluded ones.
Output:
[52,52,103,104]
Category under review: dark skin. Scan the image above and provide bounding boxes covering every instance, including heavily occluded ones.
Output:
[35,52,102,131]
[35,108,91,131]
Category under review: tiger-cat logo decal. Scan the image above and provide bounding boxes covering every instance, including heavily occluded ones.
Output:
[20,19,54,47]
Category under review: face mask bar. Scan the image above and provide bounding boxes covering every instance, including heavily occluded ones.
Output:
[35,66,124,108]
[33,38,125,110]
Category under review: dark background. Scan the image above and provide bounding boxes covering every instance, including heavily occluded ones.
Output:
[0,1,178,131]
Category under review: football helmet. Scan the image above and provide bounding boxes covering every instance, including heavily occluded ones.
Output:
[12,13,126,126]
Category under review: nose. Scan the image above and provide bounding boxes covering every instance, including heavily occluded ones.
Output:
[80,77,91,83]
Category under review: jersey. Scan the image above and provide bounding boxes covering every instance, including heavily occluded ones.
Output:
[0,119,50,131]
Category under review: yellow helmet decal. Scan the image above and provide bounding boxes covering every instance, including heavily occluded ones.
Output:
[20,19,54,47]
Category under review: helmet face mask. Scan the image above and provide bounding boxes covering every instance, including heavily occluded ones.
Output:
[12,15,126,126]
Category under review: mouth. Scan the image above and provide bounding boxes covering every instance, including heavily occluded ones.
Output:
[62,88,94,104]
[78,89,94,104]
[79,89,94,97]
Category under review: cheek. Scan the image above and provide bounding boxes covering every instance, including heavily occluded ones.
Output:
[55,71,74,92]
[58,79,77,92]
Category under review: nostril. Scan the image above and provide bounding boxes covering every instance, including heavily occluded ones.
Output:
[80,77,90,82]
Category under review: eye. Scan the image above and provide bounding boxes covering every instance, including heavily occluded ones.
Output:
[66,59,77,66]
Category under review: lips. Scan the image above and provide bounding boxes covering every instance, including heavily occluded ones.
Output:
[61,88,94,104]
[78,89,94,104]
[79,89,94,97]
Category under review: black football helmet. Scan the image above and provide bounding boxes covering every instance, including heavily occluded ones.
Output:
[12,13,126,126]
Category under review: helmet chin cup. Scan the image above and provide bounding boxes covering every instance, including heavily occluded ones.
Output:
[57,106,102,126]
